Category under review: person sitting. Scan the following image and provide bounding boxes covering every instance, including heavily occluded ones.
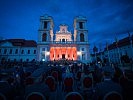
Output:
[93,65,123,100]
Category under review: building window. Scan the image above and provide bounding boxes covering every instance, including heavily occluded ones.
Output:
[8,59,10,62]
[125,50,127,55]
[62,29,65,33]
[20,59,23,62]
[9,49,12,54]
[42,33,47,42]
[82,54,85,60]
[82,48,84,51]
[4,49,7,54]
[21,50,24,54]
[32,59,35,62]
[42,48,45,51]
[80,33,85,42]
[34,50,36,54]
[42,54,45,59]
[28,50,30,54]
[79,22,83,29]
[62,38,65,42]
[15,49,18,54]
[14,59,16,62]
[0,49,1,54]
[44,21,47,29]
[26,59,29,62]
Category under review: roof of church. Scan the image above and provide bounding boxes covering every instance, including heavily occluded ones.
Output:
[0,39,37,47]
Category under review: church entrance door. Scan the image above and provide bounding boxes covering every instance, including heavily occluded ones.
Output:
[62,54,65,59]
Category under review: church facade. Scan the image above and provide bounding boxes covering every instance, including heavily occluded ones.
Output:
[37,15,91,63]
[0,15,91,63]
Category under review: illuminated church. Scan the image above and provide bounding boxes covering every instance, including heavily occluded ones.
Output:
[37,15,90,63]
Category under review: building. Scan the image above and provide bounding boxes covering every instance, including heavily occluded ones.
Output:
[0,39,37,62]
[104,35,133,63]
[37,14,91,63]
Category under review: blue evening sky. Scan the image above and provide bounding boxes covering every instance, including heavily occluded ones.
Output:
[0,0,133,51]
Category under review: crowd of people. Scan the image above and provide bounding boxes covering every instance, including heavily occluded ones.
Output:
[0,60,133,100]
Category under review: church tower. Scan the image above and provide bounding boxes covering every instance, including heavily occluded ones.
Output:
[37,14,54,61]
[38,14,54,42]
[74,16,88,42]
[74,16,90,63]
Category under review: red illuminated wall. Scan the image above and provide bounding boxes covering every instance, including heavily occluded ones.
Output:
[50,47,77,60]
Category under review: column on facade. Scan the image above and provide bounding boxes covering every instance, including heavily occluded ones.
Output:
[59,47,61,59]
[65,46,67,59]
[55,47,57,60]
[71,47,73,60]
[54,47,55,60]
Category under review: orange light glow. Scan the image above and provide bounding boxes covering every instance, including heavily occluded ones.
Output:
[50,47,77,61]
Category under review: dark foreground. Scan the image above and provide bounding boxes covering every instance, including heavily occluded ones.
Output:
[0,60,133,100]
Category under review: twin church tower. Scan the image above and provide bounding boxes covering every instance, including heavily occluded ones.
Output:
[37,14,90,63]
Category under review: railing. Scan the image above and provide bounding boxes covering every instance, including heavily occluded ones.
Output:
[38,41,89,45]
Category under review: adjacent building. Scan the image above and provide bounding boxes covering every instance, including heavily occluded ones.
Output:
[90,35,133,64]
[104,35,133,63]
[0,39,37,62]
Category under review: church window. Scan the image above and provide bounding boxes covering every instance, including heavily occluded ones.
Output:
[0,49,1,54]
[80,33,85,42]
[42,33,47,42]
[44,21,47,29]
[79,22,83,29]
[82,54,85,60]
[42,48,45,51]
[82,48,84,51]
[62,39,65,42]
[62,29,65,33]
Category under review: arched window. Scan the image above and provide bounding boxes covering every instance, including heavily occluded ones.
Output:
[80,33,85,42]
[42,33,47,41]
[62,38,65,42]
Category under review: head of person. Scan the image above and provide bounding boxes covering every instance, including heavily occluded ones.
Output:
[102,65,115,79]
